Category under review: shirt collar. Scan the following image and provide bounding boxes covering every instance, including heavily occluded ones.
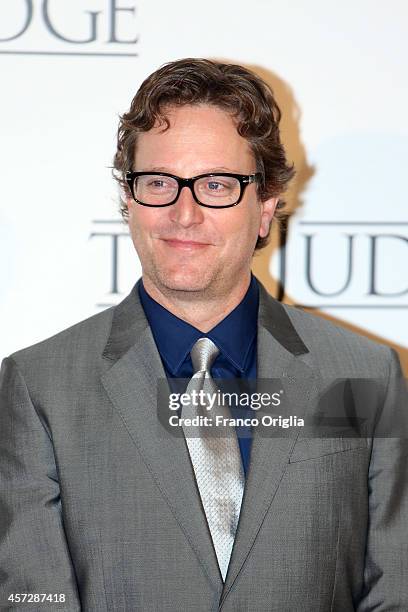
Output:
[138,275,259,376]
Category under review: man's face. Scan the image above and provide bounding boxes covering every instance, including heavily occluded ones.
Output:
[127,104,277,298]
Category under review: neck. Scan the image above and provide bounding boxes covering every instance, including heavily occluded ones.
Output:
[142,274,252,332]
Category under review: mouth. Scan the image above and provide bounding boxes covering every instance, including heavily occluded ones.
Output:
[160,238,211,250]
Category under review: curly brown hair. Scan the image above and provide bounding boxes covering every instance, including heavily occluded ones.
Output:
[113,58,295,250]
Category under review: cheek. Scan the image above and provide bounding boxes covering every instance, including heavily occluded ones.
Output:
[128,211,139,239]
[227,207,261,239]
[127,202,137,227]
[128,212,151,254]
[129,207,153,237]
[216,213,260,255]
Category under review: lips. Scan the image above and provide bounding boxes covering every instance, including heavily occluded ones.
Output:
[162,238,210,249]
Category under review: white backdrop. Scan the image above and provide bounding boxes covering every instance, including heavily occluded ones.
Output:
[1,0,407,367]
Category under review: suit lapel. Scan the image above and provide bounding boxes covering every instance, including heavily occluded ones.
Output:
[220,284,318,604]
[100,282,222,592]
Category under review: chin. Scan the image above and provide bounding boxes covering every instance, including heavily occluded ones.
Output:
[156,268,213,293]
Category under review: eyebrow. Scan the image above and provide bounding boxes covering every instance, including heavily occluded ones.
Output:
[139,166,246,175]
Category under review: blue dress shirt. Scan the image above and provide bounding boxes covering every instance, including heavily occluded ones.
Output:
[138,276,259,476]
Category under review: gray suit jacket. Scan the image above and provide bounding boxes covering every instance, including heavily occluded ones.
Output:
[0,281,407,611]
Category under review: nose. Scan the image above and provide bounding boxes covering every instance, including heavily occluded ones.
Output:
[168,185,205,227]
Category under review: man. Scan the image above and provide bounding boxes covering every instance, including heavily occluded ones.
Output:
[0,58,407,611]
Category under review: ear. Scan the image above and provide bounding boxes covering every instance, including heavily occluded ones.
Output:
[259,197,279,238]
[120,187,134,217]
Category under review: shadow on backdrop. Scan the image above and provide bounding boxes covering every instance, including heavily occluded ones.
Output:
[215,60,408,375]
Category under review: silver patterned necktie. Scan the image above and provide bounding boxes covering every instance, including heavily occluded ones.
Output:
[181,337,245,581]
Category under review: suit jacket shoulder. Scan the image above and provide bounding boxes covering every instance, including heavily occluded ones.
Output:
[258,284,394,379]
[284,302,390,366]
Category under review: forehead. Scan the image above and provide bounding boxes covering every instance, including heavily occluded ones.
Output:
[134,104,255,174]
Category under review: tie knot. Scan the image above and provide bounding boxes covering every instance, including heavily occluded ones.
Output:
[190,337,220,374]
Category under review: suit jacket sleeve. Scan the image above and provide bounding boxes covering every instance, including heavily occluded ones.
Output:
[357,348,408,611]
[0,357,81,611]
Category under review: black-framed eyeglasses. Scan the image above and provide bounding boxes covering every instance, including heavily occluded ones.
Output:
[125,171,263,209]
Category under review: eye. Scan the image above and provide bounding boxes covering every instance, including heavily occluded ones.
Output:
[203,179,234,193]
[207,181,223,191]
[148,179,166,188]
[140,176,176,192]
